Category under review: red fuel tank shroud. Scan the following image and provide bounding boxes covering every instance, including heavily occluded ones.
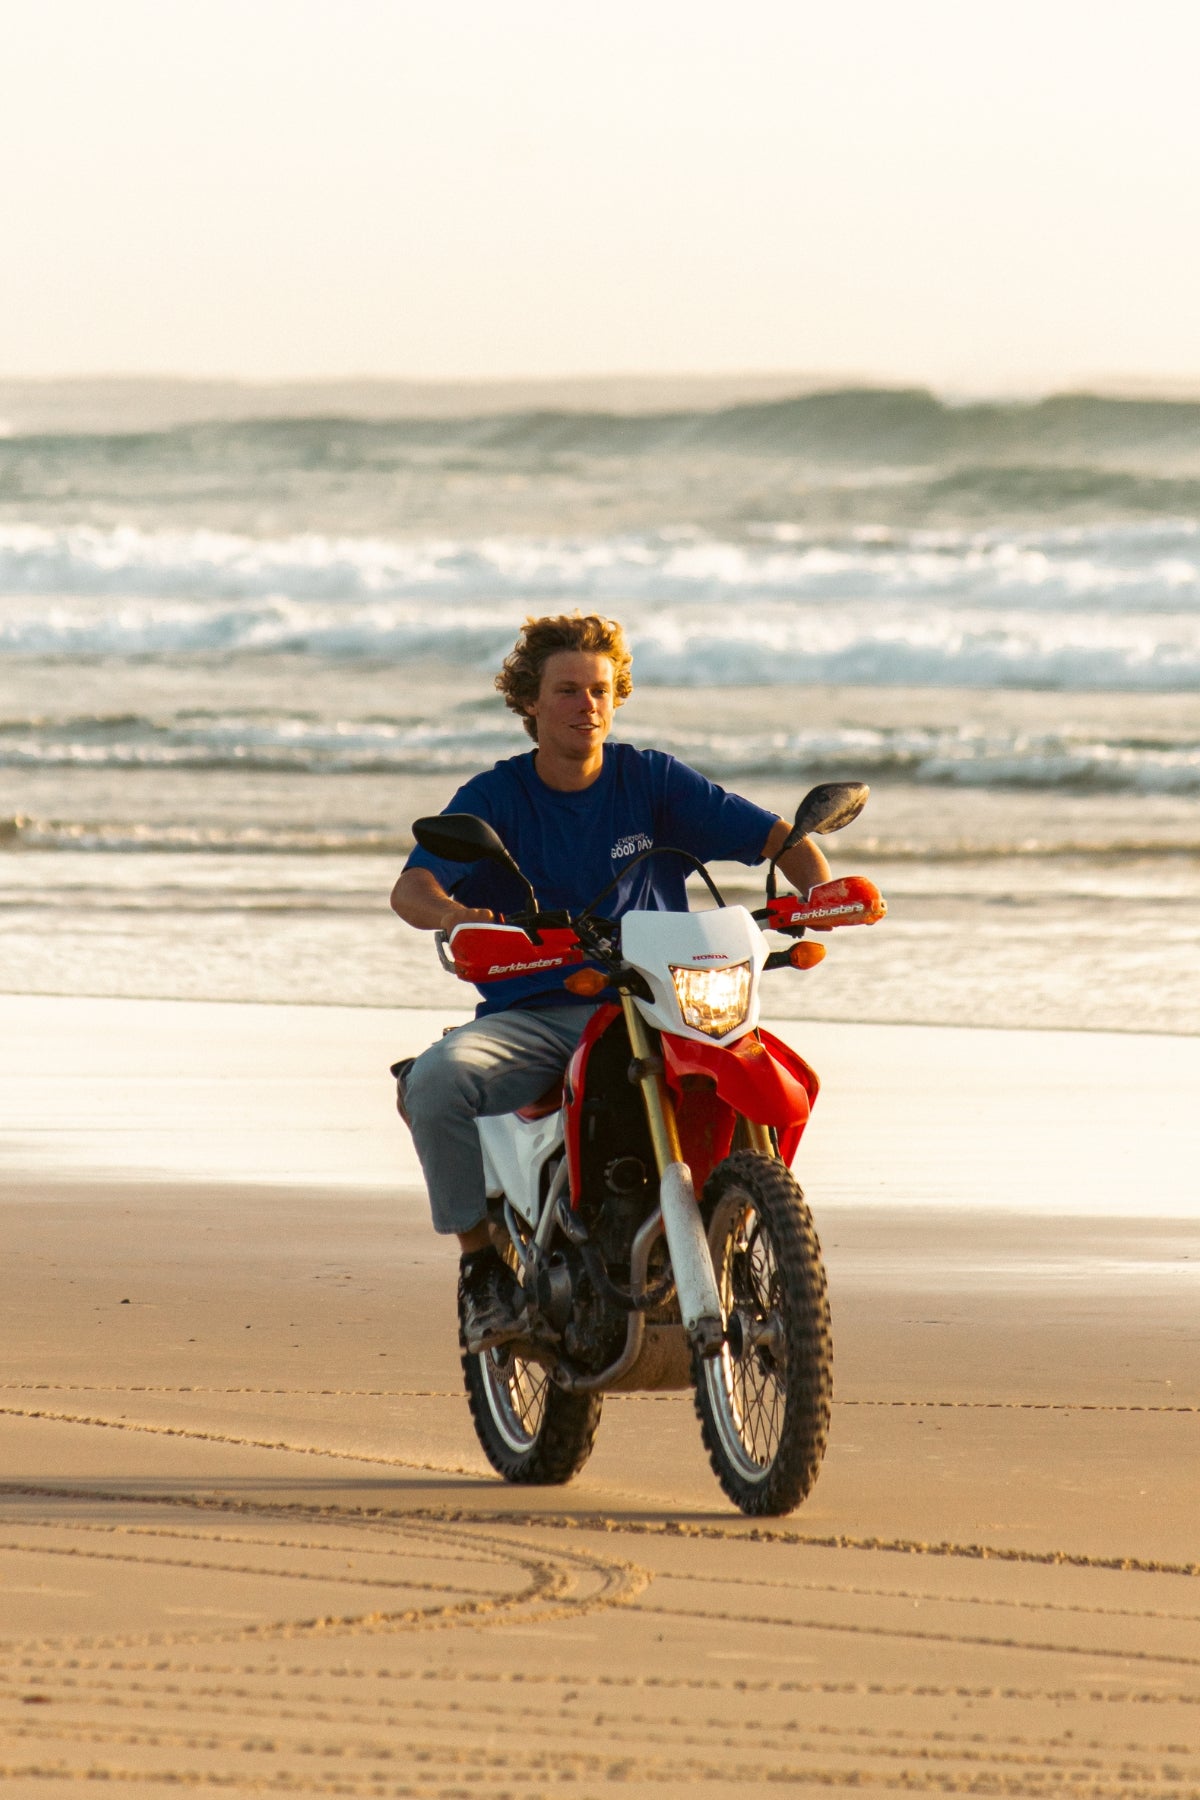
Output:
[564,1003,623,1204]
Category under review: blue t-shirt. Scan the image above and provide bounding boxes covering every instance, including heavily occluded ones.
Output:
[405,742,779,1015]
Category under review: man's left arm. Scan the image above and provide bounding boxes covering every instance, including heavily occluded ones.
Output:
[655,755,832,896]
[761,819,830,896]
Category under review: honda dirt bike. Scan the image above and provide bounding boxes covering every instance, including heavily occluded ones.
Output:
[407,781,885,1516]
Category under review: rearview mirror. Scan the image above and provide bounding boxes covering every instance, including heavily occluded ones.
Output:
[412,813,512,865]
[411,813,538,914]
[788,782,870,844]
[766,782,870,902]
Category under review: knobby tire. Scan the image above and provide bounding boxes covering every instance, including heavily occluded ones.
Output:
[694,1149,833,1516]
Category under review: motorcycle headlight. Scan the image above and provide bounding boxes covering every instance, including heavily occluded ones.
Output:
[670,960,752,1038]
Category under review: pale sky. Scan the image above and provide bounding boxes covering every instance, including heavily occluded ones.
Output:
[3,0,1198,390]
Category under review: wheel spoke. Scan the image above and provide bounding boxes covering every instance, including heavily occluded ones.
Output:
[476,1341,550,1452]
[711,1197,785,1470]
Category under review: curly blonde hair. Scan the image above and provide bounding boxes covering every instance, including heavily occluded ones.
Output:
[495,613,633,741]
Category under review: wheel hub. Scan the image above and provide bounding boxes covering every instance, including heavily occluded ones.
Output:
[726,1306,784,1364]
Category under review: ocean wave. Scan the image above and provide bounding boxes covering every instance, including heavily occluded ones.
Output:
[920,464,1200,514]
[652,724,1200,794]
[0,711,519,774]
[2,588,1197,691]
[4,713,1198,793]
[7,386,1200,464]
[1,519,1196,613]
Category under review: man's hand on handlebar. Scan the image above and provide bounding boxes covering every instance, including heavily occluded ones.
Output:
[390,866,495,934]
[440,903,496,933]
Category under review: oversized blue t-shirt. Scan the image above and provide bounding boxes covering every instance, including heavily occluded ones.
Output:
[405,742,779,1015]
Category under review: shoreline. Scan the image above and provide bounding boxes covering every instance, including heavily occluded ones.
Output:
[5,992,1198,1216]
[4,979,1200,1040]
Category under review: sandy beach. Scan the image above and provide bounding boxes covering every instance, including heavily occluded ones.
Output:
[1,992,1197,1795]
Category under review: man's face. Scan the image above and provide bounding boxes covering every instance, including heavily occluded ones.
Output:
[526,650,616,761]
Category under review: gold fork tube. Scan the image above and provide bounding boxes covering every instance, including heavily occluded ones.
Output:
[619,991,682,1176]
[742,1119,777,1158]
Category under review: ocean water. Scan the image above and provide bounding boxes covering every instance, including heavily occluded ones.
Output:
[1,381,1197,1034]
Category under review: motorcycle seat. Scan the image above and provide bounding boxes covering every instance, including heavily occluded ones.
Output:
[515,1076,565,1121]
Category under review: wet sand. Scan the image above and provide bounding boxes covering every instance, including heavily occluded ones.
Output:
[2,994,1199,1796]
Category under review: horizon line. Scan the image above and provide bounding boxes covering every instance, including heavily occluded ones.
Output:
[5,368,1200,405]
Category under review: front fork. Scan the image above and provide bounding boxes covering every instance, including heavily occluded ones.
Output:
[619,991,767,1359]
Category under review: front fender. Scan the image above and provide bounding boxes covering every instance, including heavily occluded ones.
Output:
[662,1027,817,1126]
[661,1027,818,1169]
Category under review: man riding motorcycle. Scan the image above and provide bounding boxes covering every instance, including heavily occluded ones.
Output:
[389,612,830,1354]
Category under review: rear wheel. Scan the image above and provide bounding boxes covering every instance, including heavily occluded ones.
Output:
[694,1150,832,1516]
[460,1251,603,1485]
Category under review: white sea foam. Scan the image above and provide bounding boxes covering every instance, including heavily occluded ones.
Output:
[3,583,1196,691]
[0,519,1198,611]
[2,514,1197,703]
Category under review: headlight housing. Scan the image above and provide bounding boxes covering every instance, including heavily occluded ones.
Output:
[670,960,752,1038]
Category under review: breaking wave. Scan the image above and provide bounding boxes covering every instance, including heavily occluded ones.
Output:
[0,517,1198,608]
[4,711,1197,794]
[1,604,1196,695]
[0,519,1198,693]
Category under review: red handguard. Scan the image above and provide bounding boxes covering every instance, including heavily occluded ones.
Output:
[768,875,887,932]
[447,921,585,983]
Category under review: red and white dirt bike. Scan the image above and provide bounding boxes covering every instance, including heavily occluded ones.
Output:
[409,781,885,1516]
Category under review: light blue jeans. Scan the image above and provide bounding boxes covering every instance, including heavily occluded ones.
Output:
[400,1004,599,1236]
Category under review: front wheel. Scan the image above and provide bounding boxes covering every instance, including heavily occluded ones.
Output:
[694,1150,832,1516]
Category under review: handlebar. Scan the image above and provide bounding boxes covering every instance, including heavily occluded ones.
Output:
[438,877,885,986]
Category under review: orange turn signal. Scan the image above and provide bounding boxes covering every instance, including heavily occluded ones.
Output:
[563,968,609,997]
[789,941,827,970]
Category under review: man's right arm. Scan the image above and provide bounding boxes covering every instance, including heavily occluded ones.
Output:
[390,866,494,934]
